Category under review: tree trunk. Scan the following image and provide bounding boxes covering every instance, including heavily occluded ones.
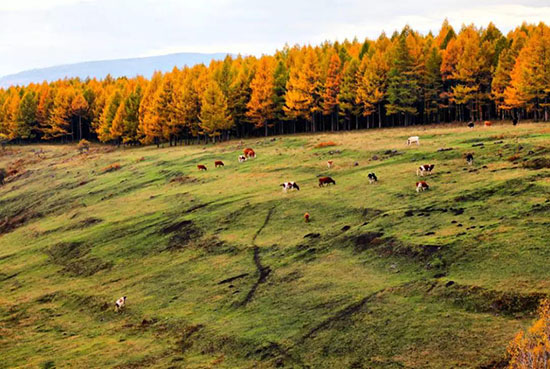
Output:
[78,115,82,141]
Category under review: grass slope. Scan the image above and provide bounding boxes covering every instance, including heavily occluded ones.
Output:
[2,123,550,368]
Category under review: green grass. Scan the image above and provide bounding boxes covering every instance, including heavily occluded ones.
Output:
[2,122,550,368]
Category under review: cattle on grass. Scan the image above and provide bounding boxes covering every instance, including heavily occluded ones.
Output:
[197,165,207,171]
[407,136,420,145]
[417,164,435,176]
[465,153,474,166]
[368,173,378,184]
[416,181,429,192]
[243,148,256,158]
[280,181,300,192]
[115,296,126,312]
[318,176,336,187]
[214,160,224,168]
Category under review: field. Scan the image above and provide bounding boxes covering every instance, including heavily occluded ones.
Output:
[2,122,550,368]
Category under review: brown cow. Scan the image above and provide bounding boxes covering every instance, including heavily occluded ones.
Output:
[327,160,334,168]
[318,176,336,187]
[304,212,310,222]
[214,160,224,168]
[484,121,492,127]
[197,165,207,171]
[416,181,429,192]
[243,148,256,158]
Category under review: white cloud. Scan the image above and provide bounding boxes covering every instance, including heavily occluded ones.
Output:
[0,0,94,11]
[0,1,549,76]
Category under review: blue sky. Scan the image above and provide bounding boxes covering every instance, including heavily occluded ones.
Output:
[1,0,549,76]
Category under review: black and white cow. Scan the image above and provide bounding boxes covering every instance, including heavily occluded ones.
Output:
[115,296,126,312]
[238,155,247,163]
[280,182,300,192]
[368,173,378,184]
[467,121,475,128]
[417,164,435,176]
[466,153,474,166]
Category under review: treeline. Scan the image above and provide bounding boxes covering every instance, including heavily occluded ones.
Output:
[1,21,549,146]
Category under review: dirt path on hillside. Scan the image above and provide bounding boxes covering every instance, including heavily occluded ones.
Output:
[237,206,276,307]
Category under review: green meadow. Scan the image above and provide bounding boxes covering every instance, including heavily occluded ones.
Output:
[2,122,550,368]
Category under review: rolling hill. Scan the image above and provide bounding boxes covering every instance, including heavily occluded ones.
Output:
[1,123,550,368]
[0,52,232,87]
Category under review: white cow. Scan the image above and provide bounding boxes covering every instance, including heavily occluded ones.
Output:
[407,136,420,146]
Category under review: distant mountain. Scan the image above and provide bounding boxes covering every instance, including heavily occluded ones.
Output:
[0,52,232,87]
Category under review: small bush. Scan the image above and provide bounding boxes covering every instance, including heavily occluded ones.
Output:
[77,139,91,154]
[102,163,121,173]
[314,141,338,148]
[136,157,145,162]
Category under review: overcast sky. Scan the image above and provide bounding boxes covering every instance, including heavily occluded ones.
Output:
[1,0,549,76]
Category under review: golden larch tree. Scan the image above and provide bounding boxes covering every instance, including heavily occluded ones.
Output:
[246,56,276,136]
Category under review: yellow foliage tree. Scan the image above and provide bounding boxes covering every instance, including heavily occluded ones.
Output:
[199,80,232,141]
[246,56,275,136]
[508,299,550,369]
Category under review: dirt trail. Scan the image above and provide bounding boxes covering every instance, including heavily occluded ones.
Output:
[237,206,275,307]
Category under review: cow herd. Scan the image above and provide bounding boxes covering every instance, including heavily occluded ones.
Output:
[194,138,478,195]
[115,132,486,311]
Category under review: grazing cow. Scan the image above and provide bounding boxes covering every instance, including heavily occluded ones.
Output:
[512,117,518,126]
[280,181,300,192]
[416,181,430,192]
[318,176,336,187]
[243,148,256,158]
[466,153,474,166]
[214,160,224,168]
[484,121,492,127]
[304,212,310,223]
[197,164,207,171]
[115,296,126,312]
[417,164,435,176]
[368,172,378,184]
[327,160,334,168]
[238,155,247,163]
[467,121,475,128]
[407,136,420,145]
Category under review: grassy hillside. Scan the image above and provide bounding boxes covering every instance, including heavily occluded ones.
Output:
[2,123,550,368]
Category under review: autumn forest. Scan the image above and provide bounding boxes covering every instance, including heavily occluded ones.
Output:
[1,20,549,145]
